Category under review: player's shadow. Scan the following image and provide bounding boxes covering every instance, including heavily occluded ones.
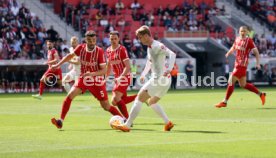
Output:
[133,123,167,126]
[257,107,276,110]
[174,130,225,134]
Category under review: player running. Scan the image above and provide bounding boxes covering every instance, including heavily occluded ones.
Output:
[62,36,80,93]
[111,25,176,132]
[50,31,122,129]
[215,26,266,108]
[32,39,62,100]
[106,31,137,120]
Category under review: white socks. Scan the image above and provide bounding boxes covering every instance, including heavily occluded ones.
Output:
[63,82,71,93]
[151,103,169,124]
[125,99,143,128]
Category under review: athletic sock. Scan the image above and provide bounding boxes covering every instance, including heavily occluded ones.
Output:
[39,81,45,95]
[244,83,260,95]
[122,94,137,104]
[108,106,122,116]
[63,82,71,93]
[125,99,142,128]
[151,103,169,124]
[225,85,234,101]
[60,97,72,120]
[117,100,129,119]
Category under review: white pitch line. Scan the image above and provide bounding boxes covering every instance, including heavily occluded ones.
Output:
[0,137,276,154]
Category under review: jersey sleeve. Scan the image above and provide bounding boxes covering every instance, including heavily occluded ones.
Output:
[158,43,176,72]
[71,44,83,56]
[98,48,106,66]
[120,46,129,61]
[247,38,256,51]
[53,50,60,60]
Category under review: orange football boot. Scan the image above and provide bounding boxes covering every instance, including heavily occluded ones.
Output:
[164,121,174,131]
[260,93,266,105]
[215,102,227,108]
[51,118,63,129]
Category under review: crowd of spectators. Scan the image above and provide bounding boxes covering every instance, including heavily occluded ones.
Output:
[0,0,63,60]
[235,0,276,28]
[59,0,228,58]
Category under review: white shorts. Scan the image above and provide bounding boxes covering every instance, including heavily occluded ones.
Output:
[63,70,80,83]
[141,76,171,98]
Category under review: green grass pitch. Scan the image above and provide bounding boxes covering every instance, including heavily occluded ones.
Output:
[0,87,276,158]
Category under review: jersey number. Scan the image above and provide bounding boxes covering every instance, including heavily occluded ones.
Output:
[100,91,104,97]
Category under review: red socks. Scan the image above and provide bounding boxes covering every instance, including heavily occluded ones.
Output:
[117,100,129,119]
[244,83,259,94]
[225,85,234,100]
[122,95,137,104]
[39,81,45,95]
[60,97,72,120]
[108,106,123,117]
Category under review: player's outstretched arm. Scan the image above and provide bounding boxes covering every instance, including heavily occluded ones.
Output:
[252,48,261,69]
[105,62,111,78]
[68,57,80,65]
[225,46,235,58]
[52,53,75,69]
[140,59,151,80]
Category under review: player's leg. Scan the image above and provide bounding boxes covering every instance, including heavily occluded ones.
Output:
[239,77,266,105]
[51,86,82,129]
[122,94,137,105]
[122,90,150,129]
[148,97,169,124]
[112,91,129,119]
[62,73,73,93]
[32,73,46,99]
[90,83,122,116]
[215,74,239,108]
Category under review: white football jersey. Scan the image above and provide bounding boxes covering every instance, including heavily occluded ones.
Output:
[147,40,173,78]
[69,47,81,74]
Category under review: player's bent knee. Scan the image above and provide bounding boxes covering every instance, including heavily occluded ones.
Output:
[111,99,117,106]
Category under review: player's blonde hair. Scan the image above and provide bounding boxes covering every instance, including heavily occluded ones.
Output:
[136,25,152,37]
[240,26,249,31]
[71,36,79,42]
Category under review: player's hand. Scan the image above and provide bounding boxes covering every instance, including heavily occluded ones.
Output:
[51,64,59,69]
[114,76,122,84]
[256,64,261,70]
[163,70,170,77]
[225,52,230,58]
[140,76,145,83]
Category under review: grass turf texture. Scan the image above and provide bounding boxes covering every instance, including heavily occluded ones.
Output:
[0,87,275,158]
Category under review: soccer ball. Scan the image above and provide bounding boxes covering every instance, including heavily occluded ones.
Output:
[109,115,124,127]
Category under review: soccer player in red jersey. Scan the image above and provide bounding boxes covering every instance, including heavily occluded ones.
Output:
[106,31,137,120]
[215,26,266,108]
[50,31,122,129]
[32,39,62,100]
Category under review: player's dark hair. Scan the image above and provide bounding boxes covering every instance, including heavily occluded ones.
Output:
[109,31,120,37]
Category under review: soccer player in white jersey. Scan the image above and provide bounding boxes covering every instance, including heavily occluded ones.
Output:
[112,25,176,132]
[62,36,81,93]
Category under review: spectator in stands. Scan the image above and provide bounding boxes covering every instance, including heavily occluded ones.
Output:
[115,0,124,10]
[131,0,141,10]
[105,21,115,33]
[271,68,276,81]
[46,25,58,41]
[100,17,109,27]
[32,16,43,29]
[123,34,132,55]
[117,17,126,27]
[170,62,179,90]
[102,33,111,47]
[267,32,276,45]
[259,34,267,54]
[185,60,193,86]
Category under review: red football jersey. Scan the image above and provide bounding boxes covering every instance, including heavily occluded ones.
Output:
[47,48,59,66]
[73,44,106,79]
[106,45,130,78]
[233,37,256,67]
